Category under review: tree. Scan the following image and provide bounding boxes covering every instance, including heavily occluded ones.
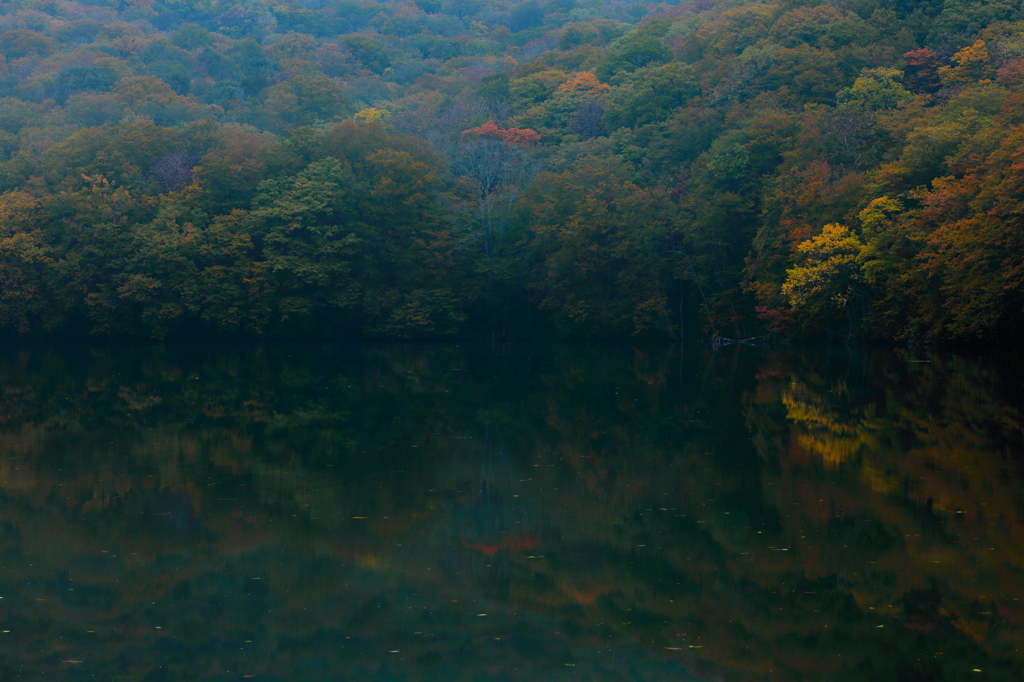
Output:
[595,36,671,80]
[341,34,392,73]
[837,68,913,112]
[568,100,604,139]
[903,49,942,93]
[603,63,698,129]
[782,223,866,330]
[509,1,544,33]
[523,169,672,337]
[449,121,540,259]
[261,75,351,130]
[0,29,55,59]
[0,191,61,334]
[938,40,995,86]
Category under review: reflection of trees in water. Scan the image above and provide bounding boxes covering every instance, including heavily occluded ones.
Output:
[781,376,884,469]
[458,425,535,554]
[0,345,1023,680]
[434,423,541,590]
[749,348,1024,662]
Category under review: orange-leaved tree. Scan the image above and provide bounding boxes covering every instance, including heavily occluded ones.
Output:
[460,120,541,145]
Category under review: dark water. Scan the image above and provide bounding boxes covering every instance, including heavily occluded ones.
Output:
[1,343,1022,682]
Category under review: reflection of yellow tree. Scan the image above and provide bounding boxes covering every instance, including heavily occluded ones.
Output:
[754,350,1024,659]
[782,377,883,470]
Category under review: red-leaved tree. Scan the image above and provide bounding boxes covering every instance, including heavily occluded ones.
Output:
[450,121,540,258]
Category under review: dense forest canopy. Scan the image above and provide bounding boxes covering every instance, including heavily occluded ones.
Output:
[1,0,1023,341]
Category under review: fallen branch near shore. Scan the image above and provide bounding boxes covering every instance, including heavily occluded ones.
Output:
[712,334,766,347]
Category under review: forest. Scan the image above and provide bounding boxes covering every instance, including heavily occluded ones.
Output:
[1,0,1024,342]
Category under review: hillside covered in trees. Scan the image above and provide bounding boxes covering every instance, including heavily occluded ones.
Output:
[1,0,1023,342]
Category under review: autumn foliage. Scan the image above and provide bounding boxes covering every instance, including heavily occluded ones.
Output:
[0,0,1021,342]
[461,120,541,145]
[555,72,611,96]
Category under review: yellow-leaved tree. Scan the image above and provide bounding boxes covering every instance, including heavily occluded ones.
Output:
[938,40,994,86]
[782,223,866,331]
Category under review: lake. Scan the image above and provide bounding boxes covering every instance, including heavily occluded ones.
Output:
[0,343,1021,681]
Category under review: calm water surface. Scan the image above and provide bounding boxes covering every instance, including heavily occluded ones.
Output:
[1,343,1022,681]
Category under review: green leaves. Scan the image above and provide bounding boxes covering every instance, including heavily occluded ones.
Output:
[602,63,698,130]
[261,75,352,131]
[837,68,914,113]
[522,169,671,337]
[0,192,60,334]
[595,21,673,81]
